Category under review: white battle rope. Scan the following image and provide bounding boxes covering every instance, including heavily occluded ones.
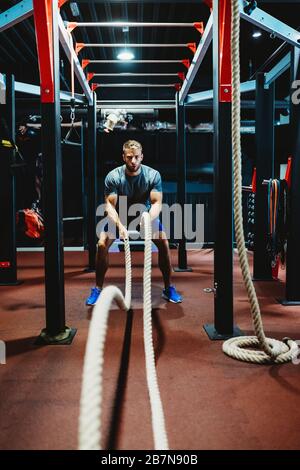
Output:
[78,213,168,449]
[142,212,169,450]
[223,0,298,364]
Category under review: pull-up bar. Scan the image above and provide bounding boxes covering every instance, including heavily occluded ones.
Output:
[93,83,180,88]
[76,43,196,54]
[89,73,182,77]
[82,59,190,69]
[67,21,203,34]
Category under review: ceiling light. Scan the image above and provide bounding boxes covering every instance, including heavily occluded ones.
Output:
[117,51,135,61]
[252,30,262,38]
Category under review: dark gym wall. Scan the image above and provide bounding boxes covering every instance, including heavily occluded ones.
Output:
[98,131,213,180]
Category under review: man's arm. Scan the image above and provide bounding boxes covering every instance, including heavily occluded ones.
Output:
[149,190,162,221]
[105,194,128,239]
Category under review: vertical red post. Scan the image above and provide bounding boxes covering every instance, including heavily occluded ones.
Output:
[32,0,76,343]
[285,156,292,188]
[204,0,243,339]
[251,167,257,193]
[33,0,54,103]
[219,0,232,102]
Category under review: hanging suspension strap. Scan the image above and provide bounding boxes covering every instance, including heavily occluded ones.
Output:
[267,179,280,268]
[267,178,289,269]
[63,32,80,144]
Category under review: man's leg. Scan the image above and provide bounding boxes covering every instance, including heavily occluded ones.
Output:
[153,230,183,303]
[96,231,115,289]
[153,231,172,289]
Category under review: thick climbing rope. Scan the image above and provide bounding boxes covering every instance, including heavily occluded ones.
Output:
[78,212,168,449]
[223,0,298,364]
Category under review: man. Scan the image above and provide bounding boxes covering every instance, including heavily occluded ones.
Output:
[86,139,182,306]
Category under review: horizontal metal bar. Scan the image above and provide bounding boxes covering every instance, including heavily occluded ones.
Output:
[186,99,289,109]
[240,3,300,47]
[58,14,93,105]
[95,83,177,87]
[81,43,190,48]
[97,100,174,103]
[185,80,256,105]
[0,0,33,33]
[240,80,257,93]
[92,73,178,77]
[100,104,175,109]
[14,81,86,103]
[59,91,86,103]
[68,21,196,28]
[186,89,213,104]
[179,13,213,104]
[86,60,184,64]
[265,52,291,86]
[29,122,83,128]
[97,100,175,109]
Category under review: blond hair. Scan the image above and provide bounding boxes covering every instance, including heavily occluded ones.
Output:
[123,140,143,152]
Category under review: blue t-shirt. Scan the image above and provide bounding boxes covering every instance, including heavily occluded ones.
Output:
[104,164,162,211]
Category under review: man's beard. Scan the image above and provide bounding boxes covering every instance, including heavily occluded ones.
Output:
[126,163,141,173]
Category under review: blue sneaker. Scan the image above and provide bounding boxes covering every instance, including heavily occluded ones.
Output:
[85,287,101,306]
[162,285,182,303]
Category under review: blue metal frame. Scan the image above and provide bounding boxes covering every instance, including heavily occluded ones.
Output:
[186,80,256,105]
[178,13,213,105]
[0,0,92,104]
[265,53,291,87]
[241,3,300,48]
[0,0,33,33]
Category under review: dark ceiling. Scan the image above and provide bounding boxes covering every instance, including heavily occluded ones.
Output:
[0,1,300,103]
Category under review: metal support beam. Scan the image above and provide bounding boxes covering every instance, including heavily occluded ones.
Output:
[34,0,76,344]
[204,0,242,341]
[0,75,19,286]
[253,73,275,281]
[96,100,175,109]
[186,99,288,109]
[58,14,93,105]
[179,13,213,105]
[77,43,196,53]
[174,93,192,273]
[14,80,85,103]
[284,47,300,304]
[81,120,88,249]
[265,53,291,87]
[90,73,180,77]
[86,92,97,271]
[84,59,189,65]
[241,3,300,48]
[0,0,91,103]
[33,0,54,103]
[186,80,256,105]
[92,83,179,88]
[0,0,33,33]
[67,21,202,30]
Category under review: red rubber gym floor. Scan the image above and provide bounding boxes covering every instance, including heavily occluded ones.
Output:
[0,250,300,450]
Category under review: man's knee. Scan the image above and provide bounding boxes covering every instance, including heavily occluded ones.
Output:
[97,233,115,252]
[153,235,169,251]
